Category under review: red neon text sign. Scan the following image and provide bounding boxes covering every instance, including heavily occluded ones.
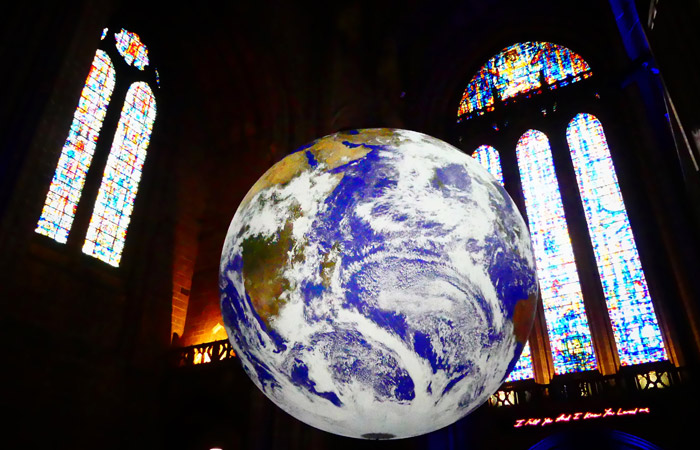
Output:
[514,407,650,428]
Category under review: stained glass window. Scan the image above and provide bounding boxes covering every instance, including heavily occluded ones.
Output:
[506,341,534,382]
[36,50,116,243]
[471,145,534,380]
[458,42,592,121]
[472,145,504,185]
[517,130,597,374]
[566,114,667,365]
[82,82,156,266]
[114,29,149,70]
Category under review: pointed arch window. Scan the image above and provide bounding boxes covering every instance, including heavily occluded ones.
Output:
[517,130,597,374]
[36,28,158,267]
[83,82,156,266]
[36,50,116,243]
[472,145,534,380]
[566,113,667,365]
[458,41,669,380]
[472,145,505,185]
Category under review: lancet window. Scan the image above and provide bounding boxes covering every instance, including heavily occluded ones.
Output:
[36,28,158,267]
[460,42,668,380]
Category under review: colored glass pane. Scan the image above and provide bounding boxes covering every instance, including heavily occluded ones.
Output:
[472,145,504,185]
[517,130,597,374]
[458,42,592,120]
[472,145,533,380]
[566,114,667,365]
[114,28,149,70]
[83,82,156,266]
[36,50,116,243]
[506,340,534,382]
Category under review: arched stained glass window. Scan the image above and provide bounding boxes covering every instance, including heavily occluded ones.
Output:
[471,145,534,381]
[83,82,157,266]
[457,39,676,383]
[472,145,505,185]
[566,114,667,365]
[458,42,592,121]
[36,28,157,267]
[517,130,597,374]
[36,50,116,243]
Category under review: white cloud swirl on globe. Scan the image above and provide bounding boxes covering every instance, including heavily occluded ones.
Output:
[220,129,537,439]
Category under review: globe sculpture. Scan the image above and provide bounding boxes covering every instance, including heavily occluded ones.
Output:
[219,128,538,439]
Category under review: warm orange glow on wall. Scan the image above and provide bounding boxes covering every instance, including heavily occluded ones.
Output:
[180,291,226,346]
[170,170,205,343]
[211,322,227,341]
[171,218,198,341]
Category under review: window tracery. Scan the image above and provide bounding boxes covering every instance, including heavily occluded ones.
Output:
[460,41,669,380]
[36,28,157,267]
[114,28,150,70]
[83,82,156,266]
[517,130,598,374]
[566,113,667,365]
[472,145,504,185]
[458,42,592,122]
[471,145,535,380]
[36,50,116,243]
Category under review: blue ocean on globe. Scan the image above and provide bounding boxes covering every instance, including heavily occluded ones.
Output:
[219,128,538,439]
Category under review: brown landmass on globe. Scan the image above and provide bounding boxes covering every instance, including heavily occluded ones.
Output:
[239,151,309,210]
[241,214,299,327]
[512,292,538,344]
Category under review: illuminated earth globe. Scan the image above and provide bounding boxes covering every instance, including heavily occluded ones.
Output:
[219,128,538,439]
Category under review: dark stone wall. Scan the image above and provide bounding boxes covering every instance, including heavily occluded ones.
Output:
[0,3,174,447]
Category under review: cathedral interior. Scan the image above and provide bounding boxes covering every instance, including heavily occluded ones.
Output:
[2,1,700,448]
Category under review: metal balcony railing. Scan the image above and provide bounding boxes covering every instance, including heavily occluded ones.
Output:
[174,339,236,367]
[172,342,687,410]
[488,362,686,407]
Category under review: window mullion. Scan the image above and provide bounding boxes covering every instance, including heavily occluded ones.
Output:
[547,120,621,375]
[65,74,130,252]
